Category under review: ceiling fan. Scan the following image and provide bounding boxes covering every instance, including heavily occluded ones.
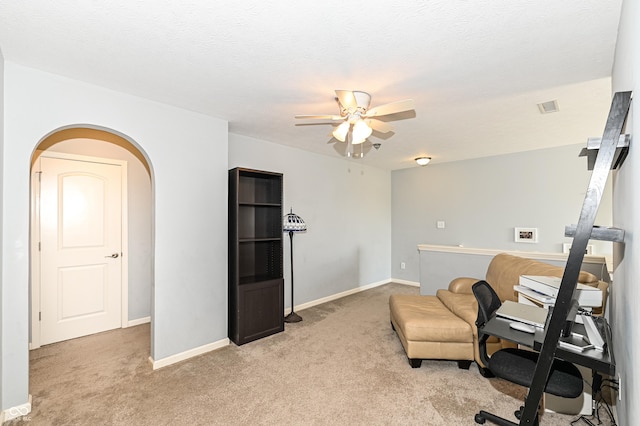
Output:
[295,90,415,145]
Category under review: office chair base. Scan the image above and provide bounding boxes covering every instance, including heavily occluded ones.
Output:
[474,409,538,426]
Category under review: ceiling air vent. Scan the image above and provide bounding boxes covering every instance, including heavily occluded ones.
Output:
[537,100,559,114]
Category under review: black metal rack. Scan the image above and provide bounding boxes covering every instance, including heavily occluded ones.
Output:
[518,91,632,425]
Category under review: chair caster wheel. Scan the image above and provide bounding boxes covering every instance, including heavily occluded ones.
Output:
[474,413,486,424]
[478,366,495,378]
[515,406,523,419]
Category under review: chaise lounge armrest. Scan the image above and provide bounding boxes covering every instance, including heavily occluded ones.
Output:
[448,277,481,294]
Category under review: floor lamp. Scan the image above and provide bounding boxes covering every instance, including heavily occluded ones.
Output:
[283,209,306,323]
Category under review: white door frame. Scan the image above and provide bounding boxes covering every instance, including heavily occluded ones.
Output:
[30,151,129,349]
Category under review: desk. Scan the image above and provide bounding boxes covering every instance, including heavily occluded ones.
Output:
[482,315,615,375]
[482,315,615,416]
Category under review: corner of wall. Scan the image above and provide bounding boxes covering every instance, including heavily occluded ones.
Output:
[610,1,639,424]
[0,43,6,409]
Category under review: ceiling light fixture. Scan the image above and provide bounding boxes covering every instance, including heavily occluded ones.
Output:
[415,157,431,166]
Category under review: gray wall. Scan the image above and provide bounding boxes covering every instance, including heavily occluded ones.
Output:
[2,62,228,410]
[229,133,392,307]
[0,62,390,412]
[43,139,152,322]
[0,45,4,410]
[611,0,639,424]
[391,144,613,284]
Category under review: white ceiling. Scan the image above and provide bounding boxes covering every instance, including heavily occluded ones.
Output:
[0,1,623,170]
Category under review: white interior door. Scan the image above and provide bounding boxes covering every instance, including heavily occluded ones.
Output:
[38,155,124,345]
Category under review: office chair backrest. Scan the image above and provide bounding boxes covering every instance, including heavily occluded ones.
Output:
[472,280,501,328]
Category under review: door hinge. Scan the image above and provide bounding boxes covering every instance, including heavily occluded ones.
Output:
[39,241,41,252]
[39,312,42,321]
[36,170,42,182]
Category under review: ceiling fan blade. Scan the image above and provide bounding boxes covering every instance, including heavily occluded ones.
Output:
[295,114,343,120]
[335,90,358,110]
[365,99,415,117]
[365,119,394,134]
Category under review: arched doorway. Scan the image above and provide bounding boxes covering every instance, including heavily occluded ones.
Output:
[30,126,154,348]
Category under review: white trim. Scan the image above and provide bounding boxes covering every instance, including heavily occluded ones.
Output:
[30,152,129,349]
[127,316,151,327]
[417,244,608,265]
[392,279,420,287]
[120,160,129,328]
[149,338,230,370]
[287,279,391,314]
[1,395,32,422]
[30,161,42,349]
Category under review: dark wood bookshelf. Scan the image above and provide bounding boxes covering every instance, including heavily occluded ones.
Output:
[228,168,284,345]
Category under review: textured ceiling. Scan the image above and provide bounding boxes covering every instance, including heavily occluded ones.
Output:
[0,1,623,170]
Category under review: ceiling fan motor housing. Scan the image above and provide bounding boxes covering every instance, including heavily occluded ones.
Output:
[338,90,371,116]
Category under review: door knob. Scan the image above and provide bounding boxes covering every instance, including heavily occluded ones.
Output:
[105,253,119,258]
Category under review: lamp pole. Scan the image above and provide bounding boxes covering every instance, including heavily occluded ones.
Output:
[285,230,302,323]
[283,209,306,323]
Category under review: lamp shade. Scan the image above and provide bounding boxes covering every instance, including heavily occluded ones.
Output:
[283,210,306,232]
[351,119,373,144]
[332,121,350,142]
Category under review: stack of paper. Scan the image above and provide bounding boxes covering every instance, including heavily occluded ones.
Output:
[518,275,602,308]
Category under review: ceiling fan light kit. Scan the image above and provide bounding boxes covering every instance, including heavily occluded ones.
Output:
[332,121,350,142]
[296,90,415,157]
[351,119,373,144]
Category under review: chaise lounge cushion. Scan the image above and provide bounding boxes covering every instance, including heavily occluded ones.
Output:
[389,294,474,363]
[390,294,473,343]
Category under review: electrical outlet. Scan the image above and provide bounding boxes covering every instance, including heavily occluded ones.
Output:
[616,373,622,401]
[400,262,406,270]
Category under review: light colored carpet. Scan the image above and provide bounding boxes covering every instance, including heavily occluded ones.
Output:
[10,283,613,425]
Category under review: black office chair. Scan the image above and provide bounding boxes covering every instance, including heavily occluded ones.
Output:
[471,280,583,426]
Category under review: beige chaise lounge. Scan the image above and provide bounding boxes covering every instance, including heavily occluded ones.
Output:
[389,253,608,370]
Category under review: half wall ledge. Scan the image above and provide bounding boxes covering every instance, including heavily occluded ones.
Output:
[417,244,611,296]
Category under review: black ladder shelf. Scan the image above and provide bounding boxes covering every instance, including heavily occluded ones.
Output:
[518,90,632,425]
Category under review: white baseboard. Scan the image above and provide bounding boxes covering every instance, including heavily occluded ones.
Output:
[1,395,32,422]
[287,279,391,314]
[391,279,420,287]
[149,338,229,370]
[127,316,151,327]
